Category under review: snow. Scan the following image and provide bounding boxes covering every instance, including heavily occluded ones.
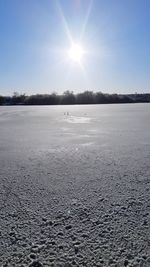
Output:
[0,104,150,266]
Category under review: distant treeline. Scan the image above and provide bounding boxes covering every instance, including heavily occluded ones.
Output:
[0,91,150,105]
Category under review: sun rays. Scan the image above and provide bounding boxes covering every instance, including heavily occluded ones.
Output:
[56,0,93,72]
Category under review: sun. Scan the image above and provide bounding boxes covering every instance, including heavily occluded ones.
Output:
[68,43,85,63]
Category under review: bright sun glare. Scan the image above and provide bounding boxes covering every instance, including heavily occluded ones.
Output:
[68,43,85,63]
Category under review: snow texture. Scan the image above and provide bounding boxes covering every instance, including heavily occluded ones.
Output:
[0,104,150,267]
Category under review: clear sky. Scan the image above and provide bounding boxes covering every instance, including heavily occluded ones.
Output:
[0,0,150,95]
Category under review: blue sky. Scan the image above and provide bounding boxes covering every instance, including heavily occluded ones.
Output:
[0,0,150,95]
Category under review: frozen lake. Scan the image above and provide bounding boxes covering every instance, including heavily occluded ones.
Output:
[0,104,150,266]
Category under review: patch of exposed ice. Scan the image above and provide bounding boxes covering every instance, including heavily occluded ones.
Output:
[63,116,91,124]
[88,129,98,133]
[81,142,94,146]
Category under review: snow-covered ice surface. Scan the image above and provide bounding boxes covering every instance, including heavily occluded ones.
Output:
[0,104,150,267]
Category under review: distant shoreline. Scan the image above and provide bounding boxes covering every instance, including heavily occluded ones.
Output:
[0,91,150,106]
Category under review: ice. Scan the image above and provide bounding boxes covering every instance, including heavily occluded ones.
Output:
[0,104,150,266]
